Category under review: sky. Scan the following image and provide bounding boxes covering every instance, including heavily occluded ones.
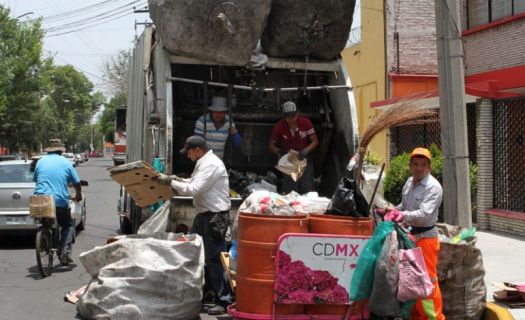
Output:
[1,0,361,98]
[1,0,150,96]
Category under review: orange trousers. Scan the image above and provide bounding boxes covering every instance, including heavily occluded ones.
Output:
[411,237,445,320]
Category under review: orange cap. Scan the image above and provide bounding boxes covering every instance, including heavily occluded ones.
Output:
[410,147,432,161]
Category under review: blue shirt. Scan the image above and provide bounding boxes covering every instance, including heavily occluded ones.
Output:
[33,154,80,207]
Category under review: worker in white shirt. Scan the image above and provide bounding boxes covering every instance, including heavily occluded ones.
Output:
[154,135,231,316]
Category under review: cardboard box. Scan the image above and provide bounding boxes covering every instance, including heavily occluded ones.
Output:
[109,161,174,207]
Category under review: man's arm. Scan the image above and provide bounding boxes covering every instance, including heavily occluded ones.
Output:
[194,116,205,136]
[268,138,281,155]
[170,164,219,196]
[73,183,82,202]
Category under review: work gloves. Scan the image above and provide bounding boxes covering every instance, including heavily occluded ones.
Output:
[155,174,173,185]
[154,174,185,185]
[384,209,405,222]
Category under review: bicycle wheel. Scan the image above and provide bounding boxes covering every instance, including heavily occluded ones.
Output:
[36,228,54,277]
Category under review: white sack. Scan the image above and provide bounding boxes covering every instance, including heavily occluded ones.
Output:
[138,200,171,234]
[77,233,204,320]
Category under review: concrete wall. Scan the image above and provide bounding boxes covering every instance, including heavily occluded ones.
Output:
[463,18,525,75]
[385,0,438,75]
[342,0,388,161]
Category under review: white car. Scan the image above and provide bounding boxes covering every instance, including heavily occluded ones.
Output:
[0,160,87,232]
[63,153,77,167]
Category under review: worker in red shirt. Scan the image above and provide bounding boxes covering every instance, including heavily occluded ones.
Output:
[268,101,319,194]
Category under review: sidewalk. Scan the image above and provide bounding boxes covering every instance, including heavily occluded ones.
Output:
[477,231,525,319]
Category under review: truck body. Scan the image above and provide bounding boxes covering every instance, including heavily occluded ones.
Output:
[121,25,359,233]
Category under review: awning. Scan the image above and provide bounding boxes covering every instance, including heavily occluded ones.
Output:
[371,65,525,110]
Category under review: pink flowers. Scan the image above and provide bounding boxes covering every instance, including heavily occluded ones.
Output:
[275,251,350,304]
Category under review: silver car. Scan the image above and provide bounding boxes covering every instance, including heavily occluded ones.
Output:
[0,160,86,232]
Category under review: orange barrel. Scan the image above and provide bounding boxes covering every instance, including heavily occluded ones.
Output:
[236,276,303,315]
[237,213,309,243]
[236,213,308,315]
[308,214,374,236]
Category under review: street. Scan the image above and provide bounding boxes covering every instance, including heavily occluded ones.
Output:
[0,158,231,320]
[0,158,120,320]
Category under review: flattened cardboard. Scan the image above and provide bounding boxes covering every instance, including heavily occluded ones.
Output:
[109,161,174,208]
[126,180,174,208]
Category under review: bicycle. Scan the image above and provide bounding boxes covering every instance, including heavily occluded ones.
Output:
[35,216,60,277]
[35,196,78,277]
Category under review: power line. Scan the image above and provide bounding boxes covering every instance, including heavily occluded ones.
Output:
[44,0,145,32]
[45,10,136,37]
[31,0,127,23]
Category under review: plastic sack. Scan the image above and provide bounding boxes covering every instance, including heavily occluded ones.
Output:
[437,223,486,320]
[77,233,204,320]
[360,164,389,209]
[327,177,369,217]
[138,200,171,234]
[275,152,307,182]
[350,221,394,301]
[368,230,400,316]
[397,247,434,301]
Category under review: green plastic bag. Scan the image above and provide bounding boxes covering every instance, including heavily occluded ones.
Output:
[350,221,394,301]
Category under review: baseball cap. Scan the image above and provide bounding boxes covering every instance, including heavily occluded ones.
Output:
[282,101,298,116]
[410,147,432,161]
[180,135,207,154]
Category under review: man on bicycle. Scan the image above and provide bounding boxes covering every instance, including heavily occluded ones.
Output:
[33,139,82,265]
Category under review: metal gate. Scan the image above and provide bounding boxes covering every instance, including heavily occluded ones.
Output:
[493,97,525,212]
[389,103,477,163]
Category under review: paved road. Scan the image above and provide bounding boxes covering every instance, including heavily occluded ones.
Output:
[0,158,121,320]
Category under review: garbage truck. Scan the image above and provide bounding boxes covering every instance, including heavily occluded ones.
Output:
[118,0,359,233]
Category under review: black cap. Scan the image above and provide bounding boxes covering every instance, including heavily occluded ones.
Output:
[180,135,207,154]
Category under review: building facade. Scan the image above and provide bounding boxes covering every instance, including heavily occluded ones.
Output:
[367,0,525,235]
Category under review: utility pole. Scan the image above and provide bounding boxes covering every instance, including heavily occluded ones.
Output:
[435,0,472,227]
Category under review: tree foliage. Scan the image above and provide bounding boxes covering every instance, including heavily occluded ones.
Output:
[0,5,106,154]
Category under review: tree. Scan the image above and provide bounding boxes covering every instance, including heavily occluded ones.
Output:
[0,6,45,152]
[102,50,130,98]
[96,49,130,147]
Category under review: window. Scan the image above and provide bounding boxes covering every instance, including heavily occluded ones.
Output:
[468,0,489,28]
[516,0,525,14]
[468,0,525,29]
[0,164,33,183]
[492,0,513,21]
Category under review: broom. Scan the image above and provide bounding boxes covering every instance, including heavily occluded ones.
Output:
[354,98,438,184]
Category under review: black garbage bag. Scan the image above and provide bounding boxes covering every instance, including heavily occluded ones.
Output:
[327,177,369,217]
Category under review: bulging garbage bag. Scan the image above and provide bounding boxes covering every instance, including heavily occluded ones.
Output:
[77,233,204,320]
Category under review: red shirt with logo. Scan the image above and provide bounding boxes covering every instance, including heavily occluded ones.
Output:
[271,116,316,151]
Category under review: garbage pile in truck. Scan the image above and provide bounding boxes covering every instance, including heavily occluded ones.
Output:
[148,0,357,65]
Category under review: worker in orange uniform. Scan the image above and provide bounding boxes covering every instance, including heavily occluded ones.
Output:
[385,147,445,320]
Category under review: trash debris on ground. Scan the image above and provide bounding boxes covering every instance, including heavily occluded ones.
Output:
[76,232,204,320]
[492,282,525,308]
[64,285,87,304]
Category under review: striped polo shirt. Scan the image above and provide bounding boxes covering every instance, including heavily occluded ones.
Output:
[194,114,233,159]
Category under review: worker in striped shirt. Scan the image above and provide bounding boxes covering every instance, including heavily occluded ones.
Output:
[194,96,242,159]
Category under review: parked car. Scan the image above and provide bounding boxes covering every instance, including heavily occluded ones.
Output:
[62,153,77,167]
[112,152,126,166]
[82,152,89,162]
[75,154,83,164]
[0,154,22,162]
[0,160,87,232]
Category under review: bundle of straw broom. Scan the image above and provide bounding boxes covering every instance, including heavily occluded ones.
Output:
[354,99,438,184]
